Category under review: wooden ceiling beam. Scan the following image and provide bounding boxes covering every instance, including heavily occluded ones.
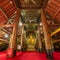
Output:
[19,7,41,9]
[51,28,60,36]
[0,39,8,43]
[42,0,49,8]
[53,39,60,43]
[53,8,60,19]
[1,28,11,35]
[0,8,8,19]
[0,24,13,28]
[48,24,60,26]
[4,27,12,34]
[14,0,20,8]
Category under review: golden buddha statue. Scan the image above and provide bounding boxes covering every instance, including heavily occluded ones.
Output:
[26,35,36,51]
[26,35,36,45]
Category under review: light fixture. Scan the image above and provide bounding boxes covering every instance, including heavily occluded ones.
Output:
[21,13,25,16]
[37,31,39,33]
[10,1,12,4]
[4,34,9,39]
[40,23,42,25]
[19,21,22,26]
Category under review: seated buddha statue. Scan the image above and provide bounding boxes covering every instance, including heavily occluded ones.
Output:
[26,35,36,45]
[26,35,36,51]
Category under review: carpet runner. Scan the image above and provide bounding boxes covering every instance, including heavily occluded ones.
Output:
[0,51,60,60]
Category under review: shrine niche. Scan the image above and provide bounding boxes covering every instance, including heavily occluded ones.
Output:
[26,35,36,51]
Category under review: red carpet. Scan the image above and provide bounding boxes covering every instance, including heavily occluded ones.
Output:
[0,51,60,60]
[0,51,7,60]
[53,52,60,60]
[14,52,48,60]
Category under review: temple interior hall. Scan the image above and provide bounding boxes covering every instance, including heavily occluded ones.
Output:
[0,0,60,60]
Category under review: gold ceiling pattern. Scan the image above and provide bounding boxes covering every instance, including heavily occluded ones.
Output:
[18,0,43,8]
[21,9,40,23]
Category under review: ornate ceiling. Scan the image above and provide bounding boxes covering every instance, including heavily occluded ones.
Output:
[15,0,44,9]
[21,9,40,23]
[0,0,60,42]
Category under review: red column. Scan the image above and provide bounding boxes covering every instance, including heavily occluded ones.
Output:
[7,10,20,57]
[41,9,53,59]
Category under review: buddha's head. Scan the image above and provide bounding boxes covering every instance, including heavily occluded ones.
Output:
[30,35,33,39]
